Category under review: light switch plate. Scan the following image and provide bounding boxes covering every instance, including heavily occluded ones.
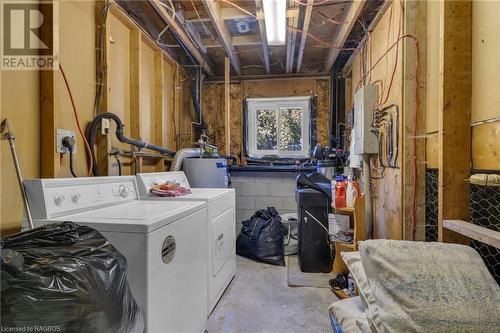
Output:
[56,128,76,154]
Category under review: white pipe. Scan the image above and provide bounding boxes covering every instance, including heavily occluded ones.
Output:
[170,148,201,171]
[362,154,373,238]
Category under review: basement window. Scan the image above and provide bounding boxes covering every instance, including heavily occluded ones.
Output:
[246,97,312,159]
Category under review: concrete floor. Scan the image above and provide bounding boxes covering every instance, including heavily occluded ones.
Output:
[207,256,337,333]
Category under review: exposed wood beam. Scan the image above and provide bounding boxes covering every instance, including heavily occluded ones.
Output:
[323,0,366,72]
[224,57,231,155]
[40,1,58,177]
[286,0,299,73]
[295,0,314,73]
[255,0,270,73]
[205,71,331,82]
[153,50,165,171]
[402,0,426,240]
[202,0,242,75]
[438,0,472,244]
[130,29,143,172]
[184,7,299,22]
[203,34,262,47]
[148,0,214,76]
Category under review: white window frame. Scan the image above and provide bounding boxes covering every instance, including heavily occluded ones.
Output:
[246,96,311,159]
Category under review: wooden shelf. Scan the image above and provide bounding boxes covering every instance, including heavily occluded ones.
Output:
[443,220,500,249]
[334,207,355,214]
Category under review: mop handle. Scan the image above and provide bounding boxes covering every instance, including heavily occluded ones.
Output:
[1,119,35,230]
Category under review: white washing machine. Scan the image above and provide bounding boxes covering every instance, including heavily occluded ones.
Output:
[25,176,208,333]
[136,171,236,314]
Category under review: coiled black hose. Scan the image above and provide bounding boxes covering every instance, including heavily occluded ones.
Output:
[86,112,176,176]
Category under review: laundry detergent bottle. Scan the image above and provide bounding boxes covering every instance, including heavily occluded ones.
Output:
[334,176,347,208]
[346,174,362,207]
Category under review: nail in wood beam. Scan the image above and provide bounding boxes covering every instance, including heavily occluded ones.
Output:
[255,0,270,73]
[438,0,472,244]
[202,0,242,75]
[323,0,365,72]
[295,0,313,73]
[149,0,214,76]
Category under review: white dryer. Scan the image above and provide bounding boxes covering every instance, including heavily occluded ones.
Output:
[25,176,208,333]
[136,171,236,314]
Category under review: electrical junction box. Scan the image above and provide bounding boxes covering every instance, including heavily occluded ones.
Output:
[352,85,378,155]
[56,128,76,154]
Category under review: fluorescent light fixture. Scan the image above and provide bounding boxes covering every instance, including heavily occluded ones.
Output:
[262,0,287,45]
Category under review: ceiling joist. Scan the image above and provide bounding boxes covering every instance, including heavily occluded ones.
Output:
[286,0,299,73]
[202,0,242,75]
[148,0,214,75]
[255,0,270,73]
[203,34,262,47]
[323,0,366,72]
[184,7,299,22]
[295,0,314,73]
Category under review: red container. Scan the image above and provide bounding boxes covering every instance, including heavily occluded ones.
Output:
[335,178,347,208]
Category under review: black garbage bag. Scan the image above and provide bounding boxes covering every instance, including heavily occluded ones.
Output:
[0,222,144,333]
[236,207,285,266]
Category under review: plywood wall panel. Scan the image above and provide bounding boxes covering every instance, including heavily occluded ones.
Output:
[163,60,175,150]
[229,83,243,162]
[202,83,226,153]
[471,0,500,123]
[203,78,330,162]
[348,1,404,240]
[1,71,40,235]
[316,79,330,146]
[426,0,440,134]
[140,41,155,143]
[472,122,500,170]
[57,0,96,178]
[242,79,315,98]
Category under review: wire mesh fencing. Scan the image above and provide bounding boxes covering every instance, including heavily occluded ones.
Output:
[425,169,439,242]
[470,181,500,285]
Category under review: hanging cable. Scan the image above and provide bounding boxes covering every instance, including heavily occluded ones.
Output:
[59,63,93,177]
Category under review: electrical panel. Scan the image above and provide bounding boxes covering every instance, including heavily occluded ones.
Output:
[352,85,378,155]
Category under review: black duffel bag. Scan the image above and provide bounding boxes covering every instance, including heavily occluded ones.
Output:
[1,222,144,333]
[236,207,285,266]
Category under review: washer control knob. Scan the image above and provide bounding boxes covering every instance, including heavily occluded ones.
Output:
[118,184,129,198]
[71,193,81,203]
[54,194,65,206]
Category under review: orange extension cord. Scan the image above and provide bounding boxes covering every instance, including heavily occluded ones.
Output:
[59,63,94,177]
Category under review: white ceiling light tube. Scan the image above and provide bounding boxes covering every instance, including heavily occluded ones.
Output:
[262,0,287,45]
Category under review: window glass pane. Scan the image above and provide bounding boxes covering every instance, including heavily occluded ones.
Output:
[256,109,277,151]
[279,107,302,151]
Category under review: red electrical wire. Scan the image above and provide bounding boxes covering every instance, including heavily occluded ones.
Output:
[59,63,94,177]
[293,0,353,6]
[219,0,256,17]
[288,26,358,52]
[312,10,347,25]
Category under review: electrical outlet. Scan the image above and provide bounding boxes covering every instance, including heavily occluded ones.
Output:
[56,129,76,154]
[101,118,110,135]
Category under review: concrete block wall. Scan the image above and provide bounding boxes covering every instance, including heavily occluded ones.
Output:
[230,172,299,232]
